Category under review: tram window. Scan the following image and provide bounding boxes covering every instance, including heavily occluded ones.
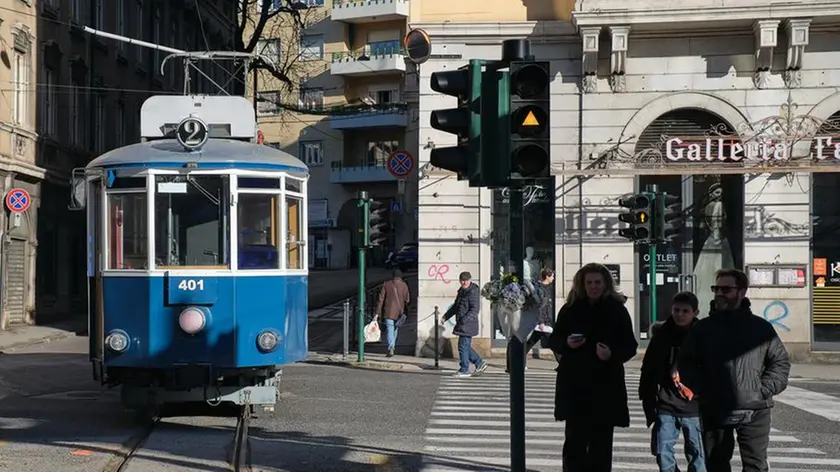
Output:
[238,177,280,189]
[153,175,230,269]
[237,194,281,270]
[285,178,302,193]
[108,177,146,189]
[107,193,148,270]
[286,197,303,270]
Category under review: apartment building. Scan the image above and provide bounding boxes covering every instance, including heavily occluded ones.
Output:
[252,0,414,270]
[413,0,840,361]
[0,0,239,329]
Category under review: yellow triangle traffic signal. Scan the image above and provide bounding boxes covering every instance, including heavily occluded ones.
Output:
[521,110,540,127]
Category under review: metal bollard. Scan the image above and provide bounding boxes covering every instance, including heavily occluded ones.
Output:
[342,299,350,359]
[433,305,440,369]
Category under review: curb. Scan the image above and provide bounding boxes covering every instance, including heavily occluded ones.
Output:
[303,355,423,372]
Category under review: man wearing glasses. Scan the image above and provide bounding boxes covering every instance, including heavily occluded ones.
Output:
[677,268,790,472]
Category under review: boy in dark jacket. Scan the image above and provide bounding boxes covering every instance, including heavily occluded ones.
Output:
[639,291,705,472]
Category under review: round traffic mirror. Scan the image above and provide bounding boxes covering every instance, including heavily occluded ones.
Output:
[404,29,431,65]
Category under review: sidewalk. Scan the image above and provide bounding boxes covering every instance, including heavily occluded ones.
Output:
[0,318,87,352]
[307,352,840,380]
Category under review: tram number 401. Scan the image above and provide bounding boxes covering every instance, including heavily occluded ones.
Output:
[177,279,205,291]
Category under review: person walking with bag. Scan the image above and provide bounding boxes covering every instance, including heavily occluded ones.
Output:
[547,262,638,472]
[506,268,555,373]
[374,269,411,357]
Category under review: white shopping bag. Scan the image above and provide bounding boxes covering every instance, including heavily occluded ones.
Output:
[363,320,382,343]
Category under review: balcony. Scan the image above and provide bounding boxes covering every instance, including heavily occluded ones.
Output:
[330,105,408,130]
[331,0,409,23]
[330,41,406,77]
[330,162,397,184]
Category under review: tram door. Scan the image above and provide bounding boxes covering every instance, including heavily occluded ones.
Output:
[88,178,105,377]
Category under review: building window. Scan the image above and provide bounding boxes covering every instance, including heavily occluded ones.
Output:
[94,95,106,153]
[116,0,126,51]
[257,39,281,67]
[257,91,281,116]
[12,49,30,126]
[368,87,400,105]
[135,1,144,65]
[299,141,323,167]
[116,102,125,147]
[299,35,324,61]
[71,84,85,147]
[40,66,57,137]
[367,140,399,166]
[152,7,161,72]
[298,88,323,111]
[71,0,85,23]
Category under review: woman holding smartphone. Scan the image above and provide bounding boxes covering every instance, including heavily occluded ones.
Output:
[547,263,638,472]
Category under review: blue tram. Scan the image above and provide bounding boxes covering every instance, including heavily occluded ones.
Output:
[69,95,309,412]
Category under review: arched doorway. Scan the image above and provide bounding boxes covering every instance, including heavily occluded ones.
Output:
[634,109,745,338]
[810,110,840,349]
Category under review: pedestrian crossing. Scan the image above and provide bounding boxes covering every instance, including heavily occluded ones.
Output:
[420,368,840,472]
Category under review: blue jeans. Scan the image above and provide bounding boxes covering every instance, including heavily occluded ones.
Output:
[384,319,398,350]
[457,336,483,373]
[653,413,706,472]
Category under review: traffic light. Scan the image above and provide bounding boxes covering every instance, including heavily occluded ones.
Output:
[429,60,482,181]
[655,193,681,242]
[367,199,388,247]
[617,192,653,241]
[508,60,550,180]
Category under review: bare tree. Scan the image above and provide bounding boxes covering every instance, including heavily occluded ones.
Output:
[235,0,325,90]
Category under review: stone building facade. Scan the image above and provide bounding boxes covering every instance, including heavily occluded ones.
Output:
[413,2,840,361]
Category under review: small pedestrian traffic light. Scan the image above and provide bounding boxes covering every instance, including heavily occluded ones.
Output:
[618,193,653,241]
[367,199,388,247]
[656,193,681,242]
[429,61,482,181]
[508,60,551,180]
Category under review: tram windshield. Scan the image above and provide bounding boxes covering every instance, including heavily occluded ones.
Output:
[154,175,230,269]
[102,173,306,271]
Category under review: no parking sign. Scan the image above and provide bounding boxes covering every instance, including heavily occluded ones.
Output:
[5,188,31,213]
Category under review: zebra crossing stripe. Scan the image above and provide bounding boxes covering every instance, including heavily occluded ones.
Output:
[420,368,840,471]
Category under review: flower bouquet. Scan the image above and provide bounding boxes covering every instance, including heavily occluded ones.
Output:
[481,272,544,342]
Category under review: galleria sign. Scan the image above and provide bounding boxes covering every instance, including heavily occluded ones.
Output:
[665,136,840,161]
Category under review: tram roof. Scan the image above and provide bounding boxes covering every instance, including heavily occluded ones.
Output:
[87,139,309,175]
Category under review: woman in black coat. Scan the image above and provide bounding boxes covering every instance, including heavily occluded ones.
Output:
[547,263,639,472]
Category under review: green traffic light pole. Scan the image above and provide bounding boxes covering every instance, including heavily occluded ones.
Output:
[357,190,369,362]
[646,184,658,331]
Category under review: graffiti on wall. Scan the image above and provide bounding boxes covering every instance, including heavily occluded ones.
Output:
[427,264,452,284]
[762,300,791,333]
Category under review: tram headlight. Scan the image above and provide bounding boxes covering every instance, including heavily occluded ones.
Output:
[106,330,130,353]
[179,307,207,335]
[256,329,281,353]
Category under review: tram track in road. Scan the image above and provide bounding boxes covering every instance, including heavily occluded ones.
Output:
[100,416,160,472]
[98,404,253,472]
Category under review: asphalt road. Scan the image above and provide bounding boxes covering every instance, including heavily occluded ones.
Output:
[2,334,840,471]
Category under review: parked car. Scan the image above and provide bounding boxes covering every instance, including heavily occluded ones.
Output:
[385,242,418,271]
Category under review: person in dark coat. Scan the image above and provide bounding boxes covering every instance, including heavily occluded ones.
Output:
[442,271,488,378]
[506,268,555,373]
[547,262,638,472]
[639,291,705,472]
[677,268,790,472]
